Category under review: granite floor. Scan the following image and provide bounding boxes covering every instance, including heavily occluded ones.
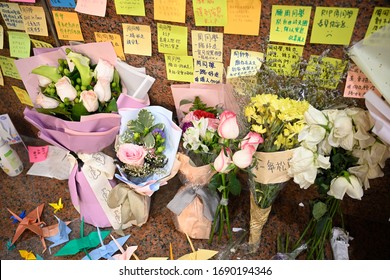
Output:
[1,136,389,260]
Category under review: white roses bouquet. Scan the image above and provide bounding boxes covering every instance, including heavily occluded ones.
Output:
[288,105,390,259]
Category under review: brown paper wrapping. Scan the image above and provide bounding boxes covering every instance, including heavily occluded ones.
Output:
[248,192,272,250]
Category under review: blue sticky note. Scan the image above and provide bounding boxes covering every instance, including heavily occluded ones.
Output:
[50,0,76,8]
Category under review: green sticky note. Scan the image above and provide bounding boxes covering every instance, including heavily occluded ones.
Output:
[310,7,359,45]
[157,23,187,55]
[0,56,21,80]
[165,54,193,82]
[114,0,145,16]
[8,31,31,58]
[193,0,227,26]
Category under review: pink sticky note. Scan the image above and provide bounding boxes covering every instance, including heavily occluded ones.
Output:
[28,146,49,163]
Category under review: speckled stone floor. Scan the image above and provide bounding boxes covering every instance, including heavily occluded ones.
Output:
[1,136,389,260]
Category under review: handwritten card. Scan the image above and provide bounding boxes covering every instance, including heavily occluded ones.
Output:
[365,7,390,38]
[0,56,21,79]
[12,85,33,106]
[95,32,125,60]
[305,55,347,89]
[270,5,312,45]
[165,54,193,82]
[0,114,22,144]
[8,31,31,58]
[0,25,3,49]
[193,0,227,26]
[50,0,76,8]
[75,0,107,17]
[224,0,261,36]
[266,44,303,76]
[154,0,185,23]
[114,0,145,16]
[194,59,223,84]
[20,5,48,36]
[0,2,25,31]
[310,7,359,45]
[28,146,49,163]
[31,39,53,49]
[157,23,187,55]
[344,64,380,98]
[192,30,223,62]
[52,11,84,41]
[123,23,151,56]
[227,49,264,78]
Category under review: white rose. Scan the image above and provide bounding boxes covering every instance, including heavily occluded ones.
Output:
[288,147,318,189]
[93,78,112,102]
[35,92,59,109]
[37,75,52,87]
[328,112,355,151]
[94,58,114,81]
[55,76,77,102]
[304,105,328,126]
[80,90,99,112]
[347,108,376,149]
[327,175,363,200]
[298,124,327,147]
[292,167,318,189]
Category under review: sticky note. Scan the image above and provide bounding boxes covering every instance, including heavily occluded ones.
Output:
[10,0,35,3]
[165,54,193,82]
[20,5,48,36]
[12,85,33,106]
[365,7,390,38]
[0,56,21,80]
[154,0,186,23]
[157,23,187,55]
[0,68,4,86]
[0,25,3,49]
[31,39,53,49]
[226,74,258,96]
[192,30,223,62]
[0,2,25,31]
[114,0,145,16]
[52,11,84,41]
[8,31,31,58]
[227,49,264,78]
[344,64,380,98]
[193,0,227,26]
[28,146,49,163]
[224,0,261,36]
[310,7,359,45]
[194,59,223,84]
[266,44,303,76]
[270,5,312,45]
[75,0,107,17]
[94,32,125,60]
[50,0,76,8]
[123,24,151,56]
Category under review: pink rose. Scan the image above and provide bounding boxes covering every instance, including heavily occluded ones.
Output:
[36,92,59,109]
[117,143,147,167]
[233,147,255,169]
[214,148,233,173]
[55,76,77,102]
[217,111,239,139]
[241,132,263,151]
[80,90,99,112]
[93,78,112,102]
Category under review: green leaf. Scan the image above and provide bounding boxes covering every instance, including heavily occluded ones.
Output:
[104,98,118,113]
[36,106,71,118]
[312,201,327,220]
[128,119,144,133]
[227,172,241,196]
[179,99,193,107]
[217,185,226,192]
[138,109,154,128]
[71,102,89,121]
[31,65,62,83]
[150,123,165,132]
[112,69,122,93]
[143,132,155,148]
[208,173,221,193]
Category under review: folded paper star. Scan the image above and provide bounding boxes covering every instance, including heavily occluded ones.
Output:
[82,234,131,260]
[49,198,63,213]
[45,216,72,254]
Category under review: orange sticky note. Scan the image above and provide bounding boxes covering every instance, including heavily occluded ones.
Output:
[12,85,33,106]
[123,23,151,56]
[75,0,107,17]
[28,145,49,163]
[344,64,381,99]
[20,5,48,36]
[52,11,84,41]
[94,32,125,60]
[224,0,261,36]
[154,0,186,23]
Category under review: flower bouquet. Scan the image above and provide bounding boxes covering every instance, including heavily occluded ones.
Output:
[108,106,182,229]
[244,93,309,252]
[288,105,390,259]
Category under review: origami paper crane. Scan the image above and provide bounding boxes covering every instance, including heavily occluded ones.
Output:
[109,234,138,260]
[82,234,131,260]
[55,218,110,257]
[10,210,26,224]
[177,234,218,260]
[49,198,63,213]
[45,216,72,254]
[19,250,44,260]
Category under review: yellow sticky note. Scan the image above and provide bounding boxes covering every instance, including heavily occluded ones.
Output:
[365,7,390,38]
[0,56,21,80]
[165,54,193,82]
[12,86,33,106]
[20,5,48,36]
[310,7,359,45]
[305,55,347,89]
[0,25,3,49]
[0,68,4,86]
[193,0,227,26]
[224,0,261,36]
[227,49,264,78]
[52,11,84,41]
[192,30,223,62]
[0,2,25,31]
[114,0,145,16]
[344,64,380,98]
[8,31,31,58]
[31,39,53,49]
[123,24,151,56]
[154,0,185,23]
[94,32,125,60]
[270,5,311,45]
[75,0,107,17]
[157,23,187,55]
[194,59,223,84]
[266,44,303,76]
